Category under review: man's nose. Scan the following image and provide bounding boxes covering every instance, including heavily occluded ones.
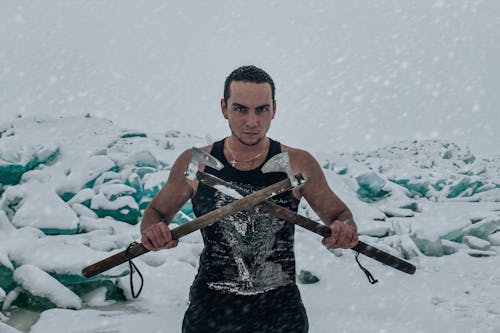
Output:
[245,111,259,127]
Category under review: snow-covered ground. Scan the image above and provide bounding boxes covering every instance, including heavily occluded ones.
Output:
[0,116,499,333]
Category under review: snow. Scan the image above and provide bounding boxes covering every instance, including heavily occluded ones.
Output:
[0,251,13,272]
[71,203,98,219]
[0,1,499,331]
[67,188,96,206]
[462,236,491,251]
[213,185,244,199]
[10,182,79,234]
[0,115,498,332]
[142,171,169,195]
[61,155,116,194]
[12,265,82,310]
[5,234,128,277]
[2,288,22,313]
[90,194,138,211]
[488,233,500,246]
[95,183,136,201]
[0,211,16,234]
[0,321,23,333]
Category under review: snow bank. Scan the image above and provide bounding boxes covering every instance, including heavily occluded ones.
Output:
[0,115,206,322]
[6,234,129,278]
[0,210,16,234]
[0,141,59,186]
[11,182,79,234]
[316,141,500,259]
[13,265,82,309]
[0,115,499,333]
[0,322,23,333]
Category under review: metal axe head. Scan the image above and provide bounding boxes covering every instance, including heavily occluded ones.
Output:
[186,147,224,179]
[261,152,299,186]
[192,147,224,170]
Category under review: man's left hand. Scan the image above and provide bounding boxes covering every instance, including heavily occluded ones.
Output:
[322,220,358,249]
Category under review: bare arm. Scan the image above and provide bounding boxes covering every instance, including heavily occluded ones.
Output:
[140,148,196,251]
[287,147,358,249]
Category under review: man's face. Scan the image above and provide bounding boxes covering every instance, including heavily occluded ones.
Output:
[221,81,276,146]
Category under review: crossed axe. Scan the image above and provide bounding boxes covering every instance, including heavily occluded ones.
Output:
[82,148,415,280]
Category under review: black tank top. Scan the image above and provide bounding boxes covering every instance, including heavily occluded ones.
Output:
[191,138,300,295]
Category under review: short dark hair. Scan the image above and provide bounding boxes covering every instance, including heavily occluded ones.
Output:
[223,65,275,105]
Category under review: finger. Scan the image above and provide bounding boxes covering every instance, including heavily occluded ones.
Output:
[166,240,179,249]
[159,223,179,249]
[341,230,353,248]
[158,222,173,242]
[335,236,346,248]
[341,231,354,248]
[330,221,341,237]
[330,221,345,247]
[141,234,155,251]
[322,236,336,248]
[350,233,359,248]
[344,225,358,247]
[337,223,348,246]
[149,226,168,249]
[142,232,159,251]
[345,226,358,248]
[343,227,355,248]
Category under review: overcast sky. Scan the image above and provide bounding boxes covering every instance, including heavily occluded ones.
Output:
[1,0,498,157]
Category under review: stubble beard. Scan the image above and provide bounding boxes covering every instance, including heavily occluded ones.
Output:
[228,122,268,147]
[234,133,265,146]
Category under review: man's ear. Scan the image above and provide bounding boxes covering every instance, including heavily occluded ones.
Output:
[272,100,277,119]
[221,99,228,119]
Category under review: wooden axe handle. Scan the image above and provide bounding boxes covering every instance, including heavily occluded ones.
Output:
[197,171,416,275]
[81,176,297,278]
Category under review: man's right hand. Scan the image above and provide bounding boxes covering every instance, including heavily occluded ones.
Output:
[141,222,179,251]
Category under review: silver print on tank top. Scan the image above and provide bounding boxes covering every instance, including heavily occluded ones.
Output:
[206,189,294,295]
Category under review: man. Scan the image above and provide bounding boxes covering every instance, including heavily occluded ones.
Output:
[140,65,358,332]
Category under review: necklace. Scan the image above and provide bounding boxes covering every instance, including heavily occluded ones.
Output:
[226,138,267,167]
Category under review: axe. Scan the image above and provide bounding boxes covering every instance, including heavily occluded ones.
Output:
[185,147,224,179]
[193,150,416,276]
[81,148,301,278]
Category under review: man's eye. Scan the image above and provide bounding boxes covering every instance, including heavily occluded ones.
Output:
[257,107,269,112]
[234,106,246,112]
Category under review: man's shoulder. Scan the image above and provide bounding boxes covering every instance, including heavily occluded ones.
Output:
[279,143,317,173]
[172,145,214,172]
[198,144,213,153]
[179,144,213,156]
[280,144,312,159]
